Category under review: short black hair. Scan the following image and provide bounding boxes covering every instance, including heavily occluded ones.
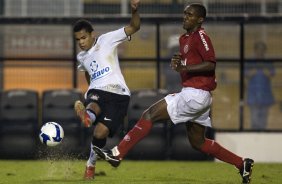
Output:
[73,19,94,33]
[190,3,206,19]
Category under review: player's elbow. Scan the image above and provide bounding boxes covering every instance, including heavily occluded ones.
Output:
[131,24,140,34]
[125,25,140,36]
[135,24,141,31]
[204,61,215,71]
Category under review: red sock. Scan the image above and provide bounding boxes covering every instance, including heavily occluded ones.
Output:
[117,119,152,159]
[200,138,243,169]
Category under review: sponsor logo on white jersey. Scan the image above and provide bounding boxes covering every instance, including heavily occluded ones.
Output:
[199,30,209,51]
[91,67,111,80]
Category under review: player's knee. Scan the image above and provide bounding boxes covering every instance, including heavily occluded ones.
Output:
[191,143,201,150]
[142,109,152,120]
[188,136,203,150]
[190,140,202,150]
[93,131,108,139]
[92,137,106,148]
[93,123,110,139]
[142,106,160,121]
[87,102,102,116]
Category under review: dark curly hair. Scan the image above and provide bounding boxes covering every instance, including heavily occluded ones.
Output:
[190,3,206,19]
[73,19,94,33]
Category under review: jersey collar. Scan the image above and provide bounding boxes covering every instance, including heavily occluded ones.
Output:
[185,27,203,36]
[87,37,98,55]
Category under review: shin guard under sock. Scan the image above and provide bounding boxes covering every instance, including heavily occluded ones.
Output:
[200,138,243,169]
[117,119,152,159]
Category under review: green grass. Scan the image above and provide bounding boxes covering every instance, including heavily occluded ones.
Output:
[0,160,281,184]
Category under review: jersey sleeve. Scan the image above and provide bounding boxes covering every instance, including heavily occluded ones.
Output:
[101,27,130,48]
[197,31,216,63]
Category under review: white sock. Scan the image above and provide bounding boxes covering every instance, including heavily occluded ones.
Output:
[86,110,96,123]
[86,143,97,167]
[112,146,120,157]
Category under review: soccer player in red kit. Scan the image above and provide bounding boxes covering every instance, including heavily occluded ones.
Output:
[94,3,254,184]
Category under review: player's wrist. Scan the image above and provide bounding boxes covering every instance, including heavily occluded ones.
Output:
[180,65,188,72]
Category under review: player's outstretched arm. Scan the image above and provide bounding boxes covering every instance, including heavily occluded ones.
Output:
[124,0,140,36]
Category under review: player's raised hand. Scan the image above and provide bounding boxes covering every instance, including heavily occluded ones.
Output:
[131,0,140,10]
[171,53,182,72]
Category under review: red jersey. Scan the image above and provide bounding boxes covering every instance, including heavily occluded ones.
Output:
[179,28,216,91]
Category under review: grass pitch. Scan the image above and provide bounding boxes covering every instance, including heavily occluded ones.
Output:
[0,159,281,184]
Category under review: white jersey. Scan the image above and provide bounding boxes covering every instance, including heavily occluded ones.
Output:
[77,27,130,97]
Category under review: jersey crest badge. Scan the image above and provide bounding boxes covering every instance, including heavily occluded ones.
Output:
[90,61,98,72]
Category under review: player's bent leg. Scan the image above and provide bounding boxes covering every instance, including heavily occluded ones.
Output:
[92,125,120,167]
[187,123,244,168]
[95,100,167,167]
[114,101,168,159]
[84,147,96,180]
[84,135,107,179]
[93,118,153,168]
[186,122,206,150]
[186,123,255,183]
[200,138,255,183]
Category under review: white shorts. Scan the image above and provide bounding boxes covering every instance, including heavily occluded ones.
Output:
[164,87,212,127]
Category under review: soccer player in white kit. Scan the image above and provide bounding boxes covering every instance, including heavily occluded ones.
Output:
[94,3,254,184]
[73,0,140,180]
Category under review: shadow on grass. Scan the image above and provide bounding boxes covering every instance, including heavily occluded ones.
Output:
[32,179,85,183]
[30,171,107,184]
